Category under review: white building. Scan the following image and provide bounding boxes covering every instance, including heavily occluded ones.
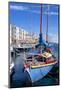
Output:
[10,24,20,44]
[10,24,39,47]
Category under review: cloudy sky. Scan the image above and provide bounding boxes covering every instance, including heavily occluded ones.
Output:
[9,2,59,43]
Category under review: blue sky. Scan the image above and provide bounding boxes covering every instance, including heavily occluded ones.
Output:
[9,2,59,43]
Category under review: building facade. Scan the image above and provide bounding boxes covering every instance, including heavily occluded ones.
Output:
[10,24,39,47]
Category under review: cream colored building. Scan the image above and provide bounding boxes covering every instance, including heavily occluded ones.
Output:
[10,24,39,47]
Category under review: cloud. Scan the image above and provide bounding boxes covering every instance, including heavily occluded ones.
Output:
[10,5,58,15]
[43,12,58,15]
[48,33,58,43]
[10,5,40,14]
[29,10,58,15]
[29,10,40,14]
[10,5,28,11]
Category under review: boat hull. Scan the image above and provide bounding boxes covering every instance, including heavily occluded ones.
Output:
[25,65,53,83]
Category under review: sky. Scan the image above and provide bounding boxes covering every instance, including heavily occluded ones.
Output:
[9,2,59,43]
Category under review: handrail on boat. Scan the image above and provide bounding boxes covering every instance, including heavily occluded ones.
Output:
[31,60,57,69]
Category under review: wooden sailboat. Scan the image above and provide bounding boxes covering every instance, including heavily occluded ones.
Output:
[24,4,57,83]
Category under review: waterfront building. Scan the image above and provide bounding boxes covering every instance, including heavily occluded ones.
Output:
[10,24,39,47]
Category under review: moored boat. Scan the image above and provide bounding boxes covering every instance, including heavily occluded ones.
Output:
[24,51,57,82]
[23,4,57,83]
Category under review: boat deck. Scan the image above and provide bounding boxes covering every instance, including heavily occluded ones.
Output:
[24,58,57,69]
[31,60,57,69]
[24,52,57,69]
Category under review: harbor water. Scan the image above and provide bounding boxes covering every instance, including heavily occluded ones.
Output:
[10,46,59,88]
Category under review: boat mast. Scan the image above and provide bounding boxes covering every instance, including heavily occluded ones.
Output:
[46,5,49,43]
[39,4,43,44]
[40,4,42,36]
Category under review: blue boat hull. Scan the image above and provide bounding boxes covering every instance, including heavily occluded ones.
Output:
[26,65,53,83]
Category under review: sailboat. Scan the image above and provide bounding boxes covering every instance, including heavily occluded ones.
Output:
[24,4,57,83]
